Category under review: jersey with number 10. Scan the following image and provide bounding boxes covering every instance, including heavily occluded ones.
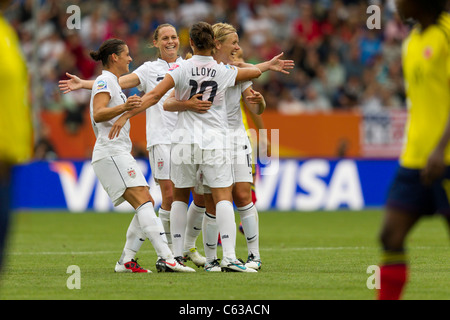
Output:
[167,55,238,150]
[400,13,450,168]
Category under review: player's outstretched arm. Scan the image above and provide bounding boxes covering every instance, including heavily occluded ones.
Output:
[59,73,94,93]
[60,72,141,94]
[235,65,262,83]
[234,52,295,75]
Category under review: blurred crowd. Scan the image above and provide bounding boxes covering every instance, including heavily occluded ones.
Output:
[4,0,410,158]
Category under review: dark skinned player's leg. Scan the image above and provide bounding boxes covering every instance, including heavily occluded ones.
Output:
[377,208,421,300]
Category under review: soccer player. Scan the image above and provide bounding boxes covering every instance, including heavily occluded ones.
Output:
[109,21,263,272]
[0,0,33,272]
[164,23,293,271]
[59,24,208,267]
[87,38,194,273]
[378,0,450,299]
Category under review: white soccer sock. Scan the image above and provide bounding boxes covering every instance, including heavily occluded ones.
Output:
[158,207,172,249]
[238,202,260,258]
[136,201,172,260]
[216,200,236,260]
[184,202,205,252]
[119,214,145,264]
[202,212,218,263]
[170,201,188,258]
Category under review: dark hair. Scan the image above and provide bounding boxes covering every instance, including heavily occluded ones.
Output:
[189,21,216,51]
[417,0,448,16]
[90,38,126,66]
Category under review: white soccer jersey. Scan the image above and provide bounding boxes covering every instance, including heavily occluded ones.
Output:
[90,70,132,163]
[168,55,238,150]
[226,81,253,155]
[133,57,182,148]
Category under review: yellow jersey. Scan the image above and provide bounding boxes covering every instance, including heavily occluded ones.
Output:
[400,13,450,168]
[0,15,32,164]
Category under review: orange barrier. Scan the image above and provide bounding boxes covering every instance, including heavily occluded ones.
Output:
[40,109,363,159]
[247,110,362,158]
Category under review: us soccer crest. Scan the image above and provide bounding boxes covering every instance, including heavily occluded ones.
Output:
[157,159,164,170]
[127,168,136,178]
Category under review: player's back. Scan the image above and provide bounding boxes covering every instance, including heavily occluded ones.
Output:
[168,55,238,149]
[400,12,450,169]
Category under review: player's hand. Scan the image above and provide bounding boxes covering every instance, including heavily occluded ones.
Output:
[108,114,128,140]
[124,95,142,111]
[187,93,212,114]
[246,89,264,104]
[268,52,295,74]
[421,148,446,186]
[58,72,83,94]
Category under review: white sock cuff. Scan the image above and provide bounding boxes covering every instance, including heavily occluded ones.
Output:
[216,200,233,210]
[158,207,170,220]
[137,201,153,211]
[237,202,254,212]
[172,201,188,210]
[204,212,216,220]
[191,202,206,213]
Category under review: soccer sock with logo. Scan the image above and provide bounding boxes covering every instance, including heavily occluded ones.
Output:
[378,250,408,300]
[119,214,145,264]
[170,201,188,258]
[158,207,172,250]
[216,200,237,260]
[136,201,172,260]
[237,202,260,258]
[184,202,205,253]
[202,212,218,263]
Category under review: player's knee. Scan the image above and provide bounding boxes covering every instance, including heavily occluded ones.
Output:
[379,226,403,251]
[233,189,252,207]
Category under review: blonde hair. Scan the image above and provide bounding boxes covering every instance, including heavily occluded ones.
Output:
[212,23,237,44]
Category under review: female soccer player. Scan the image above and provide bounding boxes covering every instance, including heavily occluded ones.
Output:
[378,0,450,299]
[87,38,194,273]
[164,23,294,271]
[59,24,208,267]
[109,21,263,272]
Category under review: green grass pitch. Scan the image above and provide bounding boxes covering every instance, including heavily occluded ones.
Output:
[0,210,449,300]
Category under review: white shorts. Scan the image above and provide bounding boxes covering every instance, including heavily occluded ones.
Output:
[170,144,233,189]
[92,154,149,207]
[200,143,252,194]
[232,141,254,184]
[148,144,171,185]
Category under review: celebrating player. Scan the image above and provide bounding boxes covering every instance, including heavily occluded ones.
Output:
[377,0,450,299]
[59,24,208,268]
[110,21,263,272]
[87,38,194,273]
[165,23,293,271]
